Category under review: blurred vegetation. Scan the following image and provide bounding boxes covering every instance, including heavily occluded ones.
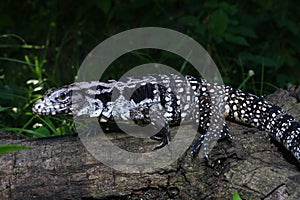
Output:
[0,0,300,138]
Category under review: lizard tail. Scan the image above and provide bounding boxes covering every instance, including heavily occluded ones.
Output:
[226,87,300,162]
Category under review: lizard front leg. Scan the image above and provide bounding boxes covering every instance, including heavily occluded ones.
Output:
[191,120,232,158]
[130,104,171,151]
[149,110,171,150]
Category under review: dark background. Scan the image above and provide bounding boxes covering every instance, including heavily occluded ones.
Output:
[1,0,300,137]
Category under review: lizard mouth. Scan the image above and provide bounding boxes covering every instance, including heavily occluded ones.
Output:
[32,99,47,115]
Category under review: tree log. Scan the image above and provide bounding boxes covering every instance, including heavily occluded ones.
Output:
[1,89,300,199]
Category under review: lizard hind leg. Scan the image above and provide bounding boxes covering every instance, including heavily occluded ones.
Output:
[191,123,232,158]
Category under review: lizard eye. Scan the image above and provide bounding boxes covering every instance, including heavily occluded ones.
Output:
[57,92,67,100]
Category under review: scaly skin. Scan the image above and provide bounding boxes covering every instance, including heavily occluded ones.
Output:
[32,74,300,163]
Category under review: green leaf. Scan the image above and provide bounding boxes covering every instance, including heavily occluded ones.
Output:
[1,127,48,138]
[178,16,199,27]
[229,26,257,38]
[95,0,112,15]
[0,144,31,155]
[209,9,229,37]
[203,0,219,9]
[0,106,10,112]
[223,33,249,46]
[33,126,51,138]
[278,19,299,35]
[233,192,242,200]
[219,2,238,15]
[238,52,277,67]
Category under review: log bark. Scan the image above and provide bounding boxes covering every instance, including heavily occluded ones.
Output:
[1,89,300,199]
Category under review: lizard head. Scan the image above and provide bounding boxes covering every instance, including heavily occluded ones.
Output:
[32,87,73,115]
[32,82,109,117]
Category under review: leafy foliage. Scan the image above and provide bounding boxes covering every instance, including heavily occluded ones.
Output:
[0,0,299,138]
[233,192,242,200]
[0,144,31,155]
